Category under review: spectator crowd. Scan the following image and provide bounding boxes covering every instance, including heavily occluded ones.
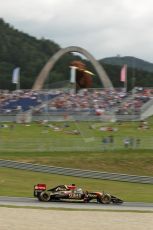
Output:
[0,87,153,116]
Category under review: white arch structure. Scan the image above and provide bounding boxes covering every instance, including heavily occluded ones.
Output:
[32,46,113,90]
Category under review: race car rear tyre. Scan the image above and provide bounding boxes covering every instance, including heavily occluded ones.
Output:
[37,195,43,201]
[40,192,50,202]
[100,194,111,204]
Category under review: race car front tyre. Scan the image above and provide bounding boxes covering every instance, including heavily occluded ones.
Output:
[99,194,111,204]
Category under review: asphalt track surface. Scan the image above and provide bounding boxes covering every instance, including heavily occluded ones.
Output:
[0,196,153,211]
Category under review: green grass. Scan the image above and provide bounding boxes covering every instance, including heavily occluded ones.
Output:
[0,167,153,203]
[0,150,153,176]
[0,120,153,176]
[0,120,153,202]
[0,119,153,152]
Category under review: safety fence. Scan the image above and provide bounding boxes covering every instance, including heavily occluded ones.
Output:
[0,113,141,122]
[0,159,153,184]
[0,136,153,152]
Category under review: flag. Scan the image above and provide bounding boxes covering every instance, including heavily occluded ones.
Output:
[70,66,77,83]
[12,67,20,84]
[120,64,127,82]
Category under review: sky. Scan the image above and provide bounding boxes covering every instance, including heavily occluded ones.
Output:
[1,0,153,62]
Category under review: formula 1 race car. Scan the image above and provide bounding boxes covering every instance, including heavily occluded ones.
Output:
[33,184,123,204]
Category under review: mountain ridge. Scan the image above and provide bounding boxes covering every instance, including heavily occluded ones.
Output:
[101,56,153,73]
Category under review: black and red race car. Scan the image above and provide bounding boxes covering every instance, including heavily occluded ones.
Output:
[33,184,123,204]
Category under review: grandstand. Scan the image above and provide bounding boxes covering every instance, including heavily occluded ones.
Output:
[0,87,153,122]
[0,89,60,122]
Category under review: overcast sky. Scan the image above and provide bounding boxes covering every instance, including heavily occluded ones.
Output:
[1,0,153,62]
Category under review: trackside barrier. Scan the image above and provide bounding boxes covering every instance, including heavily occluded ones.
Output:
[0,159,153,184]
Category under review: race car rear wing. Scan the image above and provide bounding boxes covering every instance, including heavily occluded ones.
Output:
[34,184,46,190]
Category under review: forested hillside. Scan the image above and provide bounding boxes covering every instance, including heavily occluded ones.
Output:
[0,18,153,91]
[0,18,78,90]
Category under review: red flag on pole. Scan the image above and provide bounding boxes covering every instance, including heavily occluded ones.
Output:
[120,64,127,82]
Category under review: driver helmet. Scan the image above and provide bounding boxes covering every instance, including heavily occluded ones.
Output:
[77,188,83,193]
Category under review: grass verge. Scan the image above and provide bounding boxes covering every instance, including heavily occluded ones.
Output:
[0,168,153,203]
[0,150,153,176]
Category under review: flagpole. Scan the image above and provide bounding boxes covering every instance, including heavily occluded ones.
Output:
[120,64,127,93]
[124,64,127,93]
[17,74,20,91]
[124,65,127,93]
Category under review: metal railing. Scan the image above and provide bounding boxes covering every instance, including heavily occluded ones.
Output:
[0,136,153,151]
